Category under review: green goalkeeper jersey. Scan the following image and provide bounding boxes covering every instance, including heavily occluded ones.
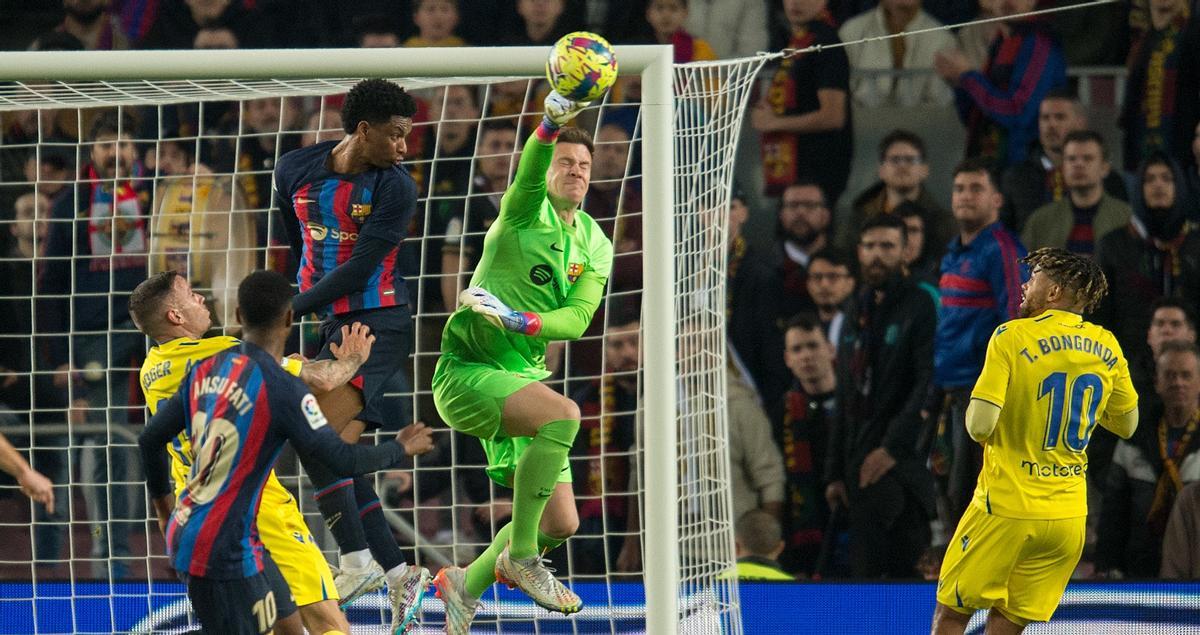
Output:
[440,133,614,378]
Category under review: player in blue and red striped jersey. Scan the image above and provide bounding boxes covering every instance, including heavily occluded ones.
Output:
[139,271,434,635]
[273,78,431,625]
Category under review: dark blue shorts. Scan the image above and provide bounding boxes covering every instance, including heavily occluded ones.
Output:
[183,556,297,634]
[315,305,414,431]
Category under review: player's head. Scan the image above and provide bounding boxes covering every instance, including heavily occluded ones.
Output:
[236,270,295,335]
[857,213,907,287]
[1018,247,1107,317]
[341,78,417,169]
[951,157,1002,232]
[783,312,835,384]
[1155,340,1200,412]
[734,509,785,560]
[1148,298,1199,357]
[129,270,213,342]
[546,127,594,209]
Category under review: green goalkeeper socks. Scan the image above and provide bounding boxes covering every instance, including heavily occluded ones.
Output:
[509,418,578,559]
[464,525,570,598]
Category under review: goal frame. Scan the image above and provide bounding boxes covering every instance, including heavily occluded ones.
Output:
[0,45,683,634]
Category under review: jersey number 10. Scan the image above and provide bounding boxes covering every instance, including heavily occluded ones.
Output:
[1038,371,1104,453]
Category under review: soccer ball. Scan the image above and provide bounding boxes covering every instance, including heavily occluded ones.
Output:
[546,32,619,102]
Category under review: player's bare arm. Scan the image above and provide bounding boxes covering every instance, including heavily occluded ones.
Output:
[297,322,375,393]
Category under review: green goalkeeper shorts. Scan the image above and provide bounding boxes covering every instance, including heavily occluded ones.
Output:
[432,355,572,487]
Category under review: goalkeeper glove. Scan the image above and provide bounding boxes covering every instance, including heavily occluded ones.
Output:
[542,90,590,128]
[460,286,543,336]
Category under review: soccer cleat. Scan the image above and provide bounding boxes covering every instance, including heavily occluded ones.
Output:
[388,564,433,634]
[433,566,479,635]
[494,544,582,615]
[333,560,386,608]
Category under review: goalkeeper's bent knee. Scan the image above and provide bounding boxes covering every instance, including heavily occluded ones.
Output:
[536,418,580,449]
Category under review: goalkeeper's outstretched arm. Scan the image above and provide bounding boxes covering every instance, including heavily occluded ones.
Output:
[501,91,589,228]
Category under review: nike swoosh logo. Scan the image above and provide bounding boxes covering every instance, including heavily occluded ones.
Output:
[295,197,316,205]
[550,243,564,252]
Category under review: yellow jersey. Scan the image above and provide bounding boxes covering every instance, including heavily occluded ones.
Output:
[139,336,303,494]
[970,309,1138,519]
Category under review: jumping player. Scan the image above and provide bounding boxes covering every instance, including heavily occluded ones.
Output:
[273,78,430,628]
[931,248,1139,633]
[131,269,385,635]
[138,270,433,635]
[430,90,613,633]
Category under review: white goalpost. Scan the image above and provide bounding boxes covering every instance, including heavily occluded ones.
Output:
[0,46,765,634]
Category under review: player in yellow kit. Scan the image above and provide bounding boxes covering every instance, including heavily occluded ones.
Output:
[130,270,371,635]
[932,248,1140,634]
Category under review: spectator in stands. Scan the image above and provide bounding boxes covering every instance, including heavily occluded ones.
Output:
[843,129,952,254]
[586,122,642,292]
[36,0,129,50]
[441,120,515,311]
[1161,481,1200,578]
[1134,299,1200,407]
[141,0,257,49]
[0,192,70,568]
[727,188,788,406]
[1095,151,1200,360]
[1120,0,1200,172]
[192,25,238,49]
[936,158,1027,530]
[1097,341,1200,578]
[23,153,72,203]
[300,108,344,148]
[504,0,568,46]
[735,509,793,580]
[403,0,466,47]
[934,0,1066,168]
[354,14,401,47]
[1,110,76,188]
[570,310,642,575]
[750,180,833,408]
[1022,130,1132,255]
[684,0,767,59]
[839,0,955,107]
[42,111,149,580]
[148,135,253,327]
[955,0,1001,69]
[753,0,852,206]
[804,249,856,346]
[644,0,716,63]
[1001,89,1129,234]
[224,97,297,272]
[727,354,786,522]
[826,214,936,578]
[774,313,836,576]
[894,202,942,286]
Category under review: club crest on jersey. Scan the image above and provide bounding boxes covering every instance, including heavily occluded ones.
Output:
[351,203,372,221]
[567,262,584,283]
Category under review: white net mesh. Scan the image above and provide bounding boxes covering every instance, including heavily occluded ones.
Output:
[0,51,765,633]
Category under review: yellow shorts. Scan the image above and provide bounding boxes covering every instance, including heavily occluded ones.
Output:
[173,461,338,606]
[936,503,1084,624]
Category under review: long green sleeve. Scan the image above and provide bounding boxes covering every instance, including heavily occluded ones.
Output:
[532,269,606,340]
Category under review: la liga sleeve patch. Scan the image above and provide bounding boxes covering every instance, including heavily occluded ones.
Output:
[301,393,327,430]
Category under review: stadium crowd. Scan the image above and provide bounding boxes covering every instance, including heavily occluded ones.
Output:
[0,0,1199,587]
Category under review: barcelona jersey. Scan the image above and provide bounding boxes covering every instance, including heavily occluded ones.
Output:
[274,140,416,317]
[970,309,1138,519]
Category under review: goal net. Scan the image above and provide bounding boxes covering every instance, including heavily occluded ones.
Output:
[0,46,765,634]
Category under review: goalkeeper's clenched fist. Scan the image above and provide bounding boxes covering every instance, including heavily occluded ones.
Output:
[542,90,589,129]
[460,286,543,336]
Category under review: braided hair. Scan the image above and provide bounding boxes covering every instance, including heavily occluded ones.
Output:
[1021,247,1108,313]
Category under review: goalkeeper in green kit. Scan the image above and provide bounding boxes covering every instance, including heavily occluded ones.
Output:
[430,89,613,631]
